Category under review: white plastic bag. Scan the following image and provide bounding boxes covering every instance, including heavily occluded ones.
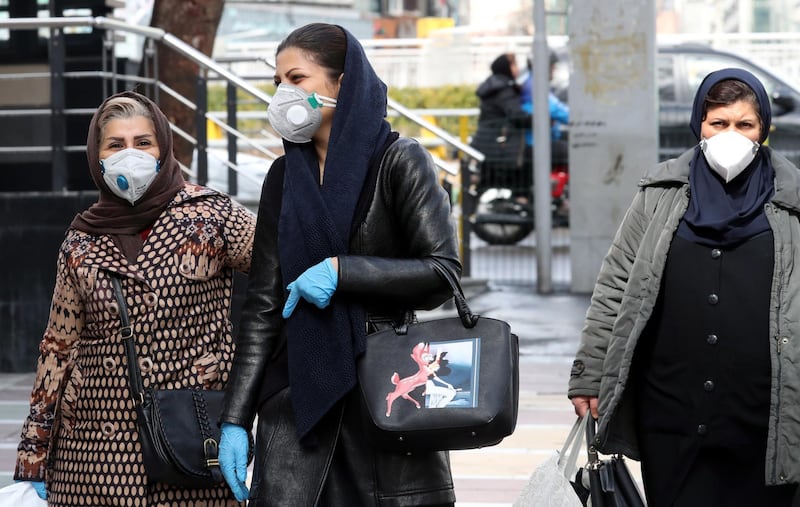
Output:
[513,416,587,507]
[0,482,47,507]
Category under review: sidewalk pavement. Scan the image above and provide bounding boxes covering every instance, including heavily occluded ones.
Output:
[0,283,608,506]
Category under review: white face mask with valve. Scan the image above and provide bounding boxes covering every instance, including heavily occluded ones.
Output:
[100,149,161,205]
[700,130,760,183]
[267,83,337,144]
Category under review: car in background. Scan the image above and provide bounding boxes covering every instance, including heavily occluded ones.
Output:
[551,43,800,165]
[657,43,800,164]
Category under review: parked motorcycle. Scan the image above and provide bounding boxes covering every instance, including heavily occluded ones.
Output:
[471,159,569,245]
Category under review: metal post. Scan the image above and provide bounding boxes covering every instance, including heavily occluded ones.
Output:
[148,39,159,101]
[102,30,111,98]
[226,82,238,196]
[533,0,553,293]
[109,28,118,94]
[196,73,208,186]
[50,26,67,191]
[460,157,472,277]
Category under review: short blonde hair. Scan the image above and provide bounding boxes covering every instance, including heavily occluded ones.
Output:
[96,96,152,146]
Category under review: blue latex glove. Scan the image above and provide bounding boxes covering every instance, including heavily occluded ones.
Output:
[31,480,47,500]
[219,423,250,502]
[282,258,338,318]
[15,480,46,499]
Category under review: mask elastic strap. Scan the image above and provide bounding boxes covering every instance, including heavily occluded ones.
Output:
[310,92,337,108]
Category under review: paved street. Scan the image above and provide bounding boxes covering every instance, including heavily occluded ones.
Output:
[0,284,613,506]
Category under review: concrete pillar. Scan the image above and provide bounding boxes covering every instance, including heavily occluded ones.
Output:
[567,1,658,293]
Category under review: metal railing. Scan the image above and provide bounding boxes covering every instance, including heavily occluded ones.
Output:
[219,32,800,90]
[0,16,483,200]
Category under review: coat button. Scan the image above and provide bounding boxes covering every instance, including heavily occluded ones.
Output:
[711,248,722,259]
[101,422,116,437]
[103,357,117,371]
[703,380,715,392]
[707,334,718,345]
[139,357,154,373]
[143,293,158,307]
[708,294,719,305]
[697,424,708,436]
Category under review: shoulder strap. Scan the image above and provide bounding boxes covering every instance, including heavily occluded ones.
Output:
[110,274,145,406]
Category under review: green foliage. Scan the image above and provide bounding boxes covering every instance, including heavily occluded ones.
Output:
[206,83,478,140]
[387,85,478,138]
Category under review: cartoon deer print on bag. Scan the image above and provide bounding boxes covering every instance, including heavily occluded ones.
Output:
[385,342,447,417]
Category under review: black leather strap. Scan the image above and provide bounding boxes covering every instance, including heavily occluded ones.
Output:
[110,275,145,406]
[193,390,223,482]
[429,258,479,329]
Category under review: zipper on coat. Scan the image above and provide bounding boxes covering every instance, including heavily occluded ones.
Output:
[766,203,783,484]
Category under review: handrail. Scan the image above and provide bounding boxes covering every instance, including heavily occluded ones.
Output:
[0,16,274,107]
[211,31,484,163]
[1,15,483,173]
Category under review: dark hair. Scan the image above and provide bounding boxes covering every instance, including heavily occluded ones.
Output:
[703,79,762,131]
[277,23,346,83]
[490,53,515,79]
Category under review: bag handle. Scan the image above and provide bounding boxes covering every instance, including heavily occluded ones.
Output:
[429,258,479,329]
[110,274,146,407]
[558,416,588,479]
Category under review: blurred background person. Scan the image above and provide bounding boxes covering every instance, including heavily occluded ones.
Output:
[519,50,570,175]
[471,52,530,195]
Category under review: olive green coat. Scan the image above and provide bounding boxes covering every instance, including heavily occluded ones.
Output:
[568,147,800,486]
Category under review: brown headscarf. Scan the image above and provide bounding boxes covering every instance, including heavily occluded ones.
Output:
[71,91,186,261]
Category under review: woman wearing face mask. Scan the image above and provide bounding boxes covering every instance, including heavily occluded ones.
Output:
[14,91,256,505]
[568,67,800,506]
[217,23,461,506]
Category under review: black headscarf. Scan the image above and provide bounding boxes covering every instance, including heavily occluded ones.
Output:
[277,25,393,441]
[676,68,775,247]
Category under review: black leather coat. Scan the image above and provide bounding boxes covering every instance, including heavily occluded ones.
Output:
[221,137,461,506]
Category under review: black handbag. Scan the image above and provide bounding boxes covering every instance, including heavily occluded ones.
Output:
[110,275,251,488]
[357,259,519,452]
[573,417,646,507]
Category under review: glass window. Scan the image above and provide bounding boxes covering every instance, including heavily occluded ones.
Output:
[0,0,8,42]
[684,52,777,98]
[0,11,8,43]
[657,53,676,103]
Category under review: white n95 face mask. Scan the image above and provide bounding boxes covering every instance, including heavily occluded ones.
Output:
[700,130,760,183]
[267,83,337,144]
[100,149,161,205]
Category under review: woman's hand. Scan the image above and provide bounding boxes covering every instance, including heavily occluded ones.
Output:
[219,423,250,502]
[571,395,599,419]
[282,257,338,318]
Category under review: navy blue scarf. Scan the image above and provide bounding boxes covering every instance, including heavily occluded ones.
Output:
[677,68,774,247]
[278,26,393,441]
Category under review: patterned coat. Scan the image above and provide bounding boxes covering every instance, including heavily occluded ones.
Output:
[15,184,256,506]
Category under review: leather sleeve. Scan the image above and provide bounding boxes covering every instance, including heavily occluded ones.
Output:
[337,139,462,311]
[220,160,286,428]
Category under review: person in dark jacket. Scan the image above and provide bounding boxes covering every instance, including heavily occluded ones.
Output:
[471,52,529,192]
[217,23,461,506]
[569,68,800,506]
